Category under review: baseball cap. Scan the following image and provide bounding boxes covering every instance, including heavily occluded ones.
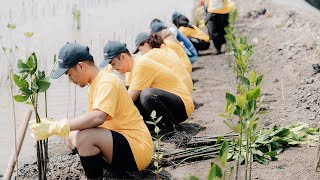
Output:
[132,32,149,54]
[150,21,167,33]
[100,41,128,68]
[51,42,93,79]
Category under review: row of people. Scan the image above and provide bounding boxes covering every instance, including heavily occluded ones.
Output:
[29,0,235,179]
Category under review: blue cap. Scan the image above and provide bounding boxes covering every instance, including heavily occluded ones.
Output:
[150,21,167,33]
[133,32,149,54]
[172,11,181,21]
[51,42,93,79]
[100,41,128,68]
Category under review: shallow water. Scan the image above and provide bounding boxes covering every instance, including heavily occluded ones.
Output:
[0,0,194,175]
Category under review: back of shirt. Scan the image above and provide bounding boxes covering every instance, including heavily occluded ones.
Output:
[179,25,210,42]
[88,71,153,171]
[127,56,194,117]
[207,0,236,14]
[144,47,193,93]
[162,40,192,73]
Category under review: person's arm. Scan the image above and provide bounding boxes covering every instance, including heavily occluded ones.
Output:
[69,110,107,131]
[128,89,142,102]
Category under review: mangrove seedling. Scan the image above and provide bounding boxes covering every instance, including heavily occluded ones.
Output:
[146,110,163,180]
[13,52,51,180]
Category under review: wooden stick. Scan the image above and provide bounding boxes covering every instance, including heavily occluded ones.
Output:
[4,110,33,180]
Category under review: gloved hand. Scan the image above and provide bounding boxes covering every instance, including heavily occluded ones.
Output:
[29,118,70,141]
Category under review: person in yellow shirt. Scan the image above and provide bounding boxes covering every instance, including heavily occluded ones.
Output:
[199,0,236,55]
[171,11,210,52]
[100,41,194,132]
[132,32,193,93]
[29,43,153,179]
[150,21,192,73]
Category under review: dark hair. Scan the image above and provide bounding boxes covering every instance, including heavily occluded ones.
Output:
[172,14,194,29]
[146,33,163,49]
[150,18,162,28]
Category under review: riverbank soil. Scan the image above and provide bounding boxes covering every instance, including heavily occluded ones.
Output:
[15,0,320,179]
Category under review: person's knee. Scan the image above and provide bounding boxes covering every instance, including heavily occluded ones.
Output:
[73,129,91,149]
[140,88,158,104]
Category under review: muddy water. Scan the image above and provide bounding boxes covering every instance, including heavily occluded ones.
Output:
[0,0,194,175]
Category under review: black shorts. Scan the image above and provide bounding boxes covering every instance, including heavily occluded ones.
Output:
[106,130,138,172]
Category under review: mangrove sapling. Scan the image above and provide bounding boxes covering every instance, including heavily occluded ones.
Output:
[72,7,81,30]
[221,70,263,180]
[145,110,163,180]
[13,53,51,180]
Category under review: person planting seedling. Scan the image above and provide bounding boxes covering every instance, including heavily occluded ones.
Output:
[29,42,153,179]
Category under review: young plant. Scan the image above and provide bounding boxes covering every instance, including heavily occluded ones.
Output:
[221,70,263,180]
[13,53,51,180]
[24,32,34,57]
[145,110,163,180]
[72,7,81,30]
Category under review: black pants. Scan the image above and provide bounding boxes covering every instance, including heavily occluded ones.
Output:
[134,88,188,131]
[206,13,229,53]
[189,37,210,51]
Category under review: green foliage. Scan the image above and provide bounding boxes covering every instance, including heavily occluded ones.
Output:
[14,53,51,104]
[7,24,16,29]
[24,32,34,38]
[146,110,163,180]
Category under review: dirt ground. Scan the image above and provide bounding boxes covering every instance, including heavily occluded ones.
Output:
[13,0,320,179]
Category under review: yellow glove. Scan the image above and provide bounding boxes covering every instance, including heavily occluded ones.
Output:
[29,118,70,141]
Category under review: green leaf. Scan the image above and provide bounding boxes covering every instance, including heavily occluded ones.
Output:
[236,95,247,109]
[216,136,223,144]
[239,75,250,88]
[31,81,39,92]
[184,176,199,180]
[226,93,236,104]
[7,24,16,29]
[25,101,33,105]
[13,95,29,102]
[219,141,229,168]
[17,59,31,73]
[153,161,158,167]
[145,121,154,125]
[13,74,28,88]
[155,116,162,124]
[246,87,260,100]
[249,70,257,83]
[26,53,37,72]
[208,163,222,180]
[24,32,34,38]
[37,80,51,92]
[270,128,290,137]
[20,87,33,96]
[256,75,264,86]
[150,110,156,120]
[154,126,160,134]
[255,155,269,165]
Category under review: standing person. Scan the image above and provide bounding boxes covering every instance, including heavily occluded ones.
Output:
[171,11,211,52]
[100,41,194,132]
[150,18,198,64]
[133,32,193,93]
[200,0,236,54]
[29,43,153,179]
[150,21,192,73]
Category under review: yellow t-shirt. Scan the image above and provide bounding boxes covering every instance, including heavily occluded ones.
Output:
[207,0,236,14]
[162,40,192,73]
[127,56,194,117]
[88,71,153,171]
[143,47,193,93]
[179,25,210,42]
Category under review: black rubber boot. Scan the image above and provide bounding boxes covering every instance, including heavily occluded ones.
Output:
[80,153,104,180]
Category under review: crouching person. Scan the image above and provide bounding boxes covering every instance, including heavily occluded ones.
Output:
[29,42,153,179]
[100,41,194,132]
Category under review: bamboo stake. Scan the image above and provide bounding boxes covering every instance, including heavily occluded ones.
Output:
[4,110,33,180]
